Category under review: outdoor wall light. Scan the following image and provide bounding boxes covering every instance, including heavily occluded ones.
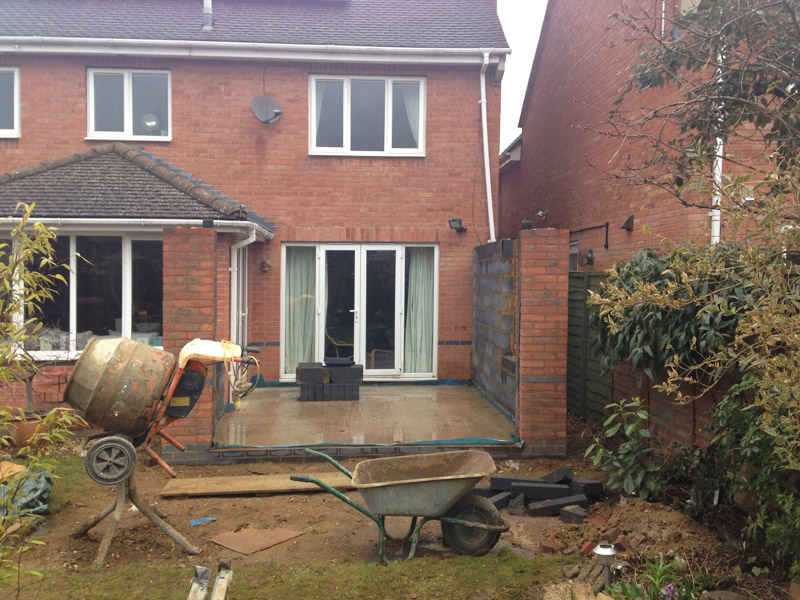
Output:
[536,210,547,221]
[260,259,272,273]
[448,218,467,233]
[620,214,635,231]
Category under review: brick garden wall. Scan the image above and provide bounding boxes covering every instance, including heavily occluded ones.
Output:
[516,229,569,457]
[472,239,517,416]
[471,229,570,457]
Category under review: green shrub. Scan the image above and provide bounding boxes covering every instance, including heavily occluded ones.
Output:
[585,397,661,500]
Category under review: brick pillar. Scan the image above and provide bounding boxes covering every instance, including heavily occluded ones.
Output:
[516,229,569,457]
[162,227,217,447]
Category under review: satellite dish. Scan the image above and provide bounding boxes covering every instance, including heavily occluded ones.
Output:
[251,95,283,124]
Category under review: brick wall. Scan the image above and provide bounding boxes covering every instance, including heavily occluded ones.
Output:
[516,229,569,457]
[0,55,502,382]
[161,226,219,446]
[472,239,517,415]
[498,0,709,270]
[2,365,72,413]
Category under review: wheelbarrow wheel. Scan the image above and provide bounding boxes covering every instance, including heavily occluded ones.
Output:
[441,493,501,556]
[85,436,137,485]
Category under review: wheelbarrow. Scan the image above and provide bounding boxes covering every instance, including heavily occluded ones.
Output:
[64,337,258,482]
[291,449,509,563]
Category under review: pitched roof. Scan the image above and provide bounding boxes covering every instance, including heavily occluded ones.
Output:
[0,0,509,50]
[0,143,271,227]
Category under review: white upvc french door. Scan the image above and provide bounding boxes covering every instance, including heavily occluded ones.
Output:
[281,243,437,379]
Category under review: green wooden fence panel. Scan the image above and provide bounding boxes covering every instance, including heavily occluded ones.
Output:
[567,271,609,420]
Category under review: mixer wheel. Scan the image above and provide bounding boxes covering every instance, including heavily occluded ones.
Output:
[85,436,137,485]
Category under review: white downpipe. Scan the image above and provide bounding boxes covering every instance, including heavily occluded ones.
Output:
[480,52,496,243]
[711,136,723,244]
[230,229,257,344]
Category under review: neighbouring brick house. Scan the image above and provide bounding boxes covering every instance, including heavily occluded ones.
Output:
[2,0,571,456]
[498,0,726,447]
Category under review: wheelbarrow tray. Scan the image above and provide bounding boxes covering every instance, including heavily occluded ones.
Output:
[351,450,495,517]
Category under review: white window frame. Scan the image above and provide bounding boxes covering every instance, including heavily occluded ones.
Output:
[308,75,426,157]
[279,242,438,381]
[24,232,163,361]
[86,68,172,141]
[0,67,20,138]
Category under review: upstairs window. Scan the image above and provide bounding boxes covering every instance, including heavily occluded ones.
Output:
[0,67,20,138]
[87,69,171,140]
[310,75,425,156]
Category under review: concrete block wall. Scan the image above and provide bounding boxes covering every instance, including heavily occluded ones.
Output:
[472,239,517,415]
[516,229,569,457]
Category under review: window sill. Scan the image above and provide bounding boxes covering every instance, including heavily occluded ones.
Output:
[85,135,172,142]
[0,133,20,139]
[309,150,426,158]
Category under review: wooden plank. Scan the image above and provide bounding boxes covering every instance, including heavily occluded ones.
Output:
[0,462,25,483]
[161,472,354,498]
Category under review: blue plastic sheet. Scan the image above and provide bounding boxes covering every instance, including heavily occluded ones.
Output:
[0,470,53,517]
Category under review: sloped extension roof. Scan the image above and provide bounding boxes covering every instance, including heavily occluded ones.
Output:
[0,143,273,237]
[0,0,509,58]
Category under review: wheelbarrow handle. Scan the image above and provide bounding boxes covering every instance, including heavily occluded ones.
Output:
[302,448,353,479]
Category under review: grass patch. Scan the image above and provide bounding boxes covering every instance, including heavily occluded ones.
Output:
[6,549,570,600]
[45,454,84,513]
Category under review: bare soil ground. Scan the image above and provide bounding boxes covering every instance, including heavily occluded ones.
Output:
[18,417,787,598]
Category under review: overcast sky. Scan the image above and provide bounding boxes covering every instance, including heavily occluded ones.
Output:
[497,0,548,151]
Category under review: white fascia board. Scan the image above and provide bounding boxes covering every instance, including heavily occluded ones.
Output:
[0,217,274,241]
[0,37,510,65]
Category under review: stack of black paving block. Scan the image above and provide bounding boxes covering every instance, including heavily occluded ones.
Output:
[476,467,605,522]
[296,362,363,401]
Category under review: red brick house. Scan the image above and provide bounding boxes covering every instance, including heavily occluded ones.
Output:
[497,0,722,446]
[499,0,712,271]
[1,0,526,456]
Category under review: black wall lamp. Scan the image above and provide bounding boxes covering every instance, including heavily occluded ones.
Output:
[448,218,467,233]
[620,214,635,231]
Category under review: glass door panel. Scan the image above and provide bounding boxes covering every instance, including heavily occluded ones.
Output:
[365,249,396,371]
[284,246,316,374]
[324,249,356,360]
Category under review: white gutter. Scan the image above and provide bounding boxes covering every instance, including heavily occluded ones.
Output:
[710,136,723,244]
[0,217,274,240]
[479,52,496,243]
[230,228,257,344]
[0,37,510,65]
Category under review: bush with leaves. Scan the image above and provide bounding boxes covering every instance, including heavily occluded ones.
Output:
[0,204,85,589]
[586,397,661,500]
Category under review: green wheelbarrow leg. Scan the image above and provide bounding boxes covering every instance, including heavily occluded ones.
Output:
[405,517,435,561]
[290,472,391,564]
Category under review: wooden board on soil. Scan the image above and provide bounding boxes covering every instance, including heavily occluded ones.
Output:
[160,472,354,498]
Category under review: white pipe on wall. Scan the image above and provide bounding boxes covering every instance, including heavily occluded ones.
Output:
[480,52,497,243]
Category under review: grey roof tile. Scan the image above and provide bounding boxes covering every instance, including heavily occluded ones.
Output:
[0,143,270,224]
[0,0,508,50]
